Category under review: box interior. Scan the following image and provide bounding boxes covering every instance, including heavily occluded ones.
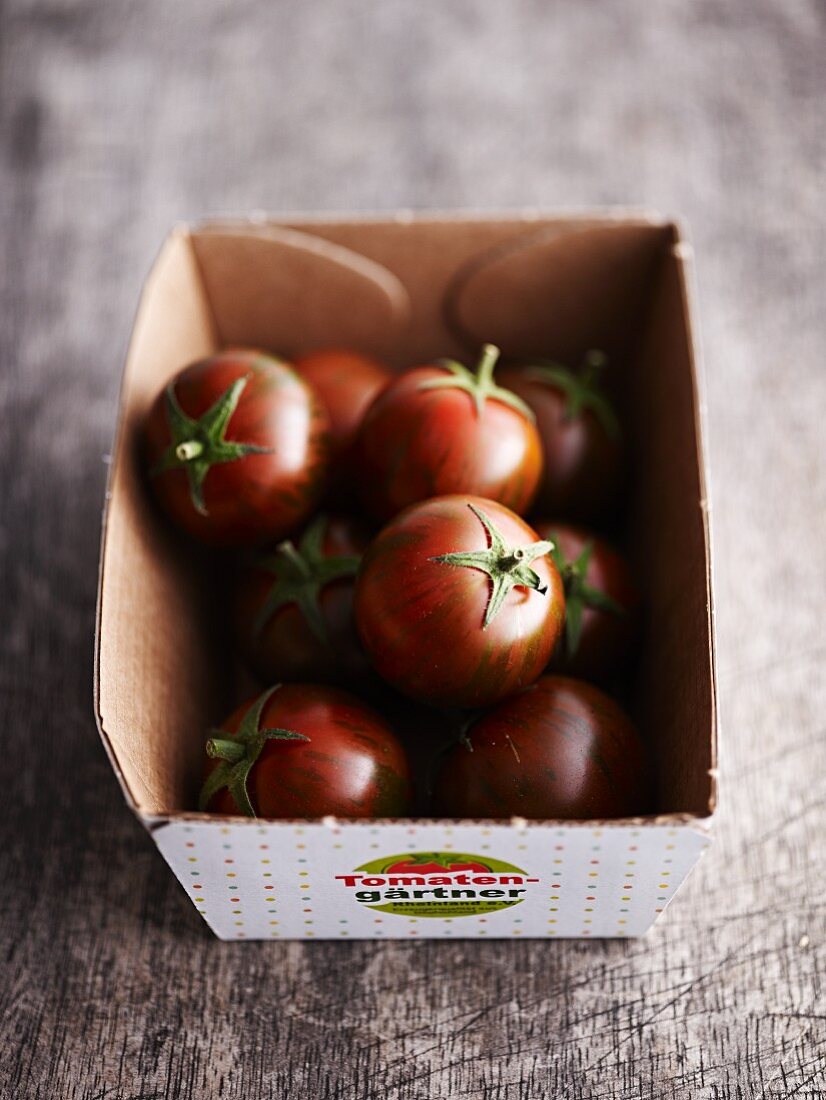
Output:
[95,214,716,822]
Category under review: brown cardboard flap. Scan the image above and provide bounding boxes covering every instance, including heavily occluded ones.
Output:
[96,230,228,812]
[190,225,411,361]
[96,213,716,820]
[279,214,668,365]
[443,221,666,359]
[626,236,716,814]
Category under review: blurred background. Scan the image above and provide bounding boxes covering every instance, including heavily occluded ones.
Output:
[1,2,825,1097]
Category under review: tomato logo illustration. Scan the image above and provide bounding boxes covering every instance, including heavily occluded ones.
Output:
[382,858,492,876]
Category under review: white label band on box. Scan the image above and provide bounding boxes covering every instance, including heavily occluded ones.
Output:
[154,818,711,940]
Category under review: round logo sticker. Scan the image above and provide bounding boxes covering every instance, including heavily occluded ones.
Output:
[335,850,537,918]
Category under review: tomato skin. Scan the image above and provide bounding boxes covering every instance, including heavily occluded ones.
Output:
[234,516,374,688]
[293,349,393,465]
[535,521,641,681]
[143,348,330,546]
[433,675,649,819]
[497,368,623,524]
[354,495,565,709]
[355,366,543,522]
[203,684,411,818]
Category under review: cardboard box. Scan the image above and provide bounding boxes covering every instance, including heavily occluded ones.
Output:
[94,211,717,940]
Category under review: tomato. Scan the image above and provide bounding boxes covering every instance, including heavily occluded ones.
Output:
[293,348,393,467]
[534,521,641,681]
[143,348,330,546]
[497,351,623,524]
[199,684,411,818]
[233,514,374,688]
[354,495,565,709]
[432,675,649,819]
[355,344,543,522]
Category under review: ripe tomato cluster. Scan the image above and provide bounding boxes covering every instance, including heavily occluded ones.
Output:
[143,343,649,821]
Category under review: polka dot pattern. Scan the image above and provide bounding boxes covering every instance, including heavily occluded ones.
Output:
[154,822,711,941]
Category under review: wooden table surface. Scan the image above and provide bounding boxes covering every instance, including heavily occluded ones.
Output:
[2,2,825,1097]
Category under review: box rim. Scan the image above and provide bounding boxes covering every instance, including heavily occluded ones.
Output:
[141,808,714,832]
[666,221,719,815]
[188,205,675,233]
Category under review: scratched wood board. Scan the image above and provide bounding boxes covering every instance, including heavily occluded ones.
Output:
[0,1,824,1097]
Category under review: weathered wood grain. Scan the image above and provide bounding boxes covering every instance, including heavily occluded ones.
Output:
[1,1,825,1097]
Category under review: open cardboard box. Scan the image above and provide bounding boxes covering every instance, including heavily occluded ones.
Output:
[94,211,717,940]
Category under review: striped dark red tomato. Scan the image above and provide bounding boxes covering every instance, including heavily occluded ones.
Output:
[354,495,565,709]
[143,348,330,546]
[534,521,641,682]
[293,348,393,469]
[233,514,374,688]
[355,345,543,522]
[199,684,411,819]
[498,352,623,524]
[432,675,649,819]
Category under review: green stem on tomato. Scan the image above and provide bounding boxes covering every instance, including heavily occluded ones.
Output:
[251,515,362,645]
[197,686,310,818]
[175,439,204,462]
[416,343,536,422]
[431,502,554,628]
[205,737,245,764]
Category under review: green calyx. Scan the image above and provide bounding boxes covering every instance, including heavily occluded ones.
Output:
[523,349,619,438]
[197,686,309,817]
[417,343,535,422]
[431,503,554,629]
[549,537,625,656]
[151,375,273,516]
[251,516,361,644]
